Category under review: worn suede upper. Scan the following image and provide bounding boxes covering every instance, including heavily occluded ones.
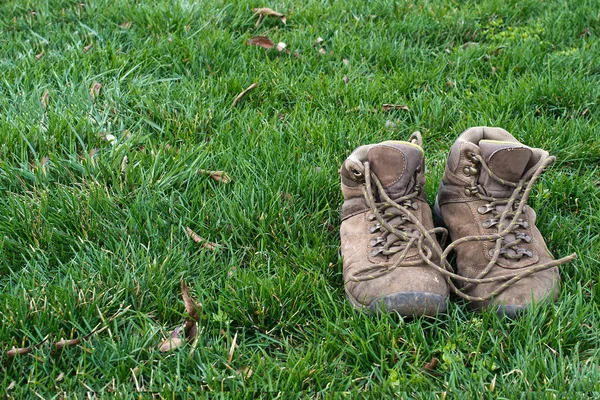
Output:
[340,138,449,315]
[436,127,560,311]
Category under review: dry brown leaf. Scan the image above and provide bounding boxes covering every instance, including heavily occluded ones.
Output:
[579,27,591,37]
[89,147,101,158]
[246,36,274,50]
[84,43,94,52]
[159,326,185,352]
[121,155,128,172]
[55,338,81,351]
[90,81,102,100]
[279,192,293,202]
[35,50,45,61]
[6,346,34,358]
[240,367,253,379]
[120,21,132,29]
[231,82,258,108]
[181,280,201,323]
[184,321,198,342]
[186,226,218,250]
[227,332,238,365]
[382,104,410,112]
[423,357,439,372]
[462,41,479,49]
[41,90,49,110]
[181,280,201,343]
[252,7,286,26]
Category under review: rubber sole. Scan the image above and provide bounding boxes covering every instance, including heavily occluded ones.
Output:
[346,290,448,317]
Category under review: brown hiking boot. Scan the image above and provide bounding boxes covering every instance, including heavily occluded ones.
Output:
[434,127,577,317]
[340,132,449,316]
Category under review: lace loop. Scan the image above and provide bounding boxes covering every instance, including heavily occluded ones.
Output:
[349,152,577,303]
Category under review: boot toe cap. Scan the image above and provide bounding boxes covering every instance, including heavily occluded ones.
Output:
[367,292,447,316]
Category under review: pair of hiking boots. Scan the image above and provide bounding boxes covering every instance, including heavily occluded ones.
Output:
[340,126,577,318]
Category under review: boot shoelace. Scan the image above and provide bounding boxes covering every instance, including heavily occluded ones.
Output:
[351,152,577,302]
[350,163,442,282]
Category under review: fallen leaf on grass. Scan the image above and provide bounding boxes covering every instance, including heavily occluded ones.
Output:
[6,337,48,358]
[423,357,439,372]
[89,147,101,158]
[41,90,49,109]
[35,50,45,61]
[579,27,591,37]
[54,338,81,351]
[199,169,232,183]
[247,36,274,49]
[159,282,202,352]
[6,346,35,358]
[462,41,479,49]
[90,81,102,100]
[7,381,15,391]
[186,226,218,250]
[158,326,185,352]
[246,36,288,53]
[252,7,286,27]
[121,155,128,172]
[119,21,132,29]
[279,192,293,202]
[84,43,94,52]
[182,281,201,342]
[382,104,410,112]
[231,82,258,108]
[181,280,201,323]
[227,332,238,365]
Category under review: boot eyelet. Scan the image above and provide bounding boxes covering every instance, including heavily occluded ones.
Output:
[488,248,507,257]
[463,166,478,176]
[517,249,533,257]
[516,233,532,243]
[370,237,385,247]
[350,168,363,178]
[464,187,477,196]
[482,219,498,229]
[371,248,384,256]
[369,223,381,233]
[477,204,495,214]
[466,152,480,163]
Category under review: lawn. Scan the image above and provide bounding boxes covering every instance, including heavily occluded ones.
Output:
[1,0,599,396]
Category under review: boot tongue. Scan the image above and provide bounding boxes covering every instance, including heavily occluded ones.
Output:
[367,141,423,197]
[478,140,533,197]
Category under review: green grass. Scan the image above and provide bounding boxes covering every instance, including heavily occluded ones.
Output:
[1,0,599,396]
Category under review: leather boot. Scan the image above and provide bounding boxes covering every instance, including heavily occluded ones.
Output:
[340,132,449,316]
[434,127,576,317]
